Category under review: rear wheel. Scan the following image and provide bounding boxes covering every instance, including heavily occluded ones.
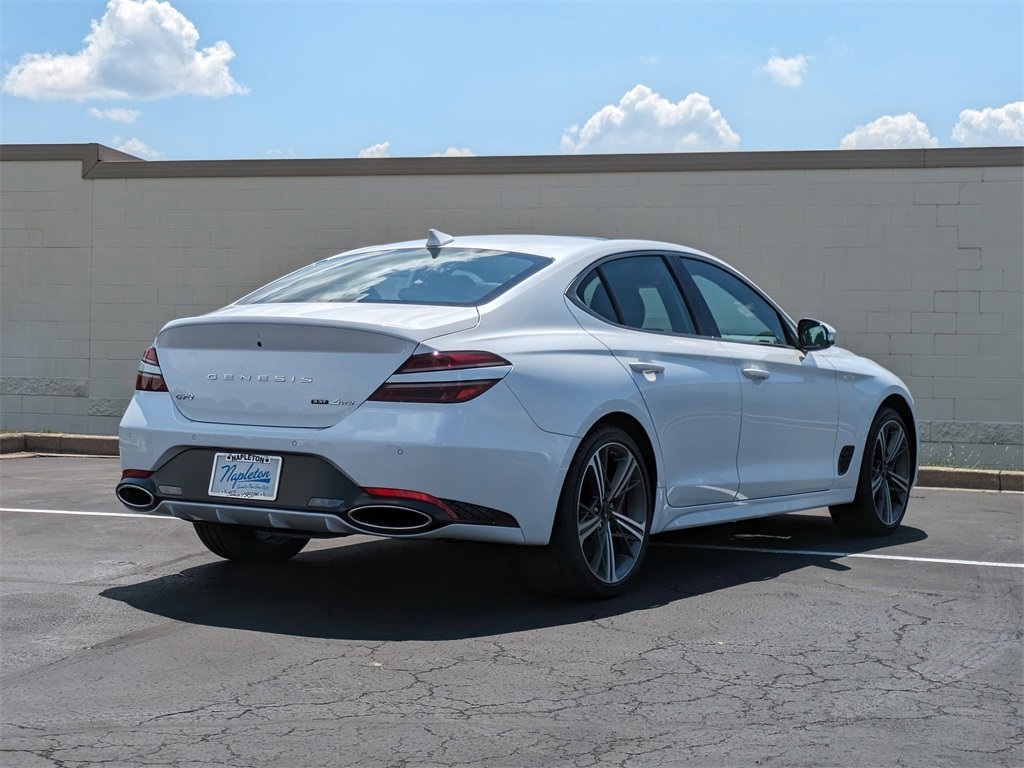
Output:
[830,406,913,536]
[528,426,652,599]
[193,522,309,564]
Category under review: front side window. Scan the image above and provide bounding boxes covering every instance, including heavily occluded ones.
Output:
[576,256,696,334]
[238,248,551,306]
[682,259,789,346]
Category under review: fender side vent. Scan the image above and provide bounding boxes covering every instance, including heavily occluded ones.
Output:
[838,445,856,475]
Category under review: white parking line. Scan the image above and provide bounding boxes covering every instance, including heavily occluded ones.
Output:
[654,542,1024,570]
[0,506,172,520]
[4,507,1022,570]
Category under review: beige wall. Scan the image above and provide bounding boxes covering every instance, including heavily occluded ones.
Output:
[1,145,1021,468]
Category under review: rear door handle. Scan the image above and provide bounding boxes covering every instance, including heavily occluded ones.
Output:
[741,366,770,381]
[629,362,665,375]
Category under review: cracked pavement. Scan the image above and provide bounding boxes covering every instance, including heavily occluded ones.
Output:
[1,456,1021,767]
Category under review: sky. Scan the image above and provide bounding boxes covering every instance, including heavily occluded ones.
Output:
[0,0,1022,160]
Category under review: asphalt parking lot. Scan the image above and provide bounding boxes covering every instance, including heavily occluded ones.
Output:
[1,455,1021,768]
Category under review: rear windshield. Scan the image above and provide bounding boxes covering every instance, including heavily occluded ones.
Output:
[237,247,552,306]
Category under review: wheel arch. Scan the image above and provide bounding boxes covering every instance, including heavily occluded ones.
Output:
[527,410,658,597]
[586,411,659,494]
[879,393,918,472]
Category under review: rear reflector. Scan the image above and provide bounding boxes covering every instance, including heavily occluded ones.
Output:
[363,487,458,520]
[121,469,153,479]
[135,346,169,392]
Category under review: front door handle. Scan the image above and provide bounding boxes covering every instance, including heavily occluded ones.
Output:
[741,366,770,381]
[629,362,665,375]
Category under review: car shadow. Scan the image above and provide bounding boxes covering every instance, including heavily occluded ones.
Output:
[101,512,927,641]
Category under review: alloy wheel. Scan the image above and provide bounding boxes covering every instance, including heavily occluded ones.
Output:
[870,419,912,526]
[576,441,649,584]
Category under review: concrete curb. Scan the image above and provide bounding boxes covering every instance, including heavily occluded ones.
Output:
[0,432,1021,491]
[1,432,120,457]
[917,466,1023,493]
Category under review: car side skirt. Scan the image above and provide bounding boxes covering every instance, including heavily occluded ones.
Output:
[655,488,860,533]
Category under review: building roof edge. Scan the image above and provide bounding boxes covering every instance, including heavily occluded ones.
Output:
[1,143,1021,179]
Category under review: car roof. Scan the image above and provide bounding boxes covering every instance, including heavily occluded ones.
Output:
[341,233,718,264]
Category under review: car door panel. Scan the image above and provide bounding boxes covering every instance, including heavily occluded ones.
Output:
[725,342,839,498]
[570,316,743,507]
[634,342,742,507]
[677,256,841,500]
[568,254,743,507]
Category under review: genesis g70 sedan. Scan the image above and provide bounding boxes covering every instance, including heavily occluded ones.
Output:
[117,231,917,597]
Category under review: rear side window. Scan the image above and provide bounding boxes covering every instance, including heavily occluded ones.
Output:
[576,271,618,323]
[576,256,696,334]
[238,248,552,306]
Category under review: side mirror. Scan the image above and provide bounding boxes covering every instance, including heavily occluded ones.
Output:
[798,318,836,351]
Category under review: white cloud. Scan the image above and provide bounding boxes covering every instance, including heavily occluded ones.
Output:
[430,147,475,157]
[357,141,391,159]
[113,136,161,159]
[758,54,808,87]
[88,106,141,123]
[2,0,247,101]
[265,148,296,158]
[839,113,939,149]
[561,84,740,154]
[952,101,1024,146]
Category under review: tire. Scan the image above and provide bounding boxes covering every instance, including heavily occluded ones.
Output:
[527,426,653,599]
[830,406,913,536]
[193,522,309,564]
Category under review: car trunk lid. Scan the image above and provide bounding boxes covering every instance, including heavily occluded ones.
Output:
[155,303,478,428]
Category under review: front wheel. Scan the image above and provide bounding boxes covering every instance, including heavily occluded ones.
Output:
[527,426,652,599]
[830,406,913,536]
[193,522,309,564]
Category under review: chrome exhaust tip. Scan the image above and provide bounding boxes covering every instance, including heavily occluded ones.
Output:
[346,505,434,533]
[116,482,157,511]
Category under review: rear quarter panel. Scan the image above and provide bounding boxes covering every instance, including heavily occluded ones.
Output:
[452,299,655,442]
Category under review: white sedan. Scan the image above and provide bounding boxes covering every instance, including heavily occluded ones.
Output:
[117,231,917,598]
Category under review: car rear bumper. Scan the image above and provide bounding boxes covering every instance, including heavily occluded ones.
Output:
[118,383,576,545]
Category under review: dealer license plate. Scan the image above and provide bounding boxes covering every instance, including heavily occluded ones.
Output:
[209,452,282,501]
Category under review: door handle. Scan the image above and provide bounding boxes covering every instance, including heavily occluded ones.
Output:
[741,366,770,381]
[629,362,665,375]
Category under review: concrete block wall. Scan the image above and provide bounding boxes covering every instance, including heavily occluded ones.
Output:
[1,145,1021,468]
[1,160,97,433]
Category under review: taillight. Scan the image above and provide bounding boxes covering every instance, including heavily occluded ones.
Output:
[396,351,511,372]
[368,350,510,404]
[135,346,168,392]
[369,380,500,403]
